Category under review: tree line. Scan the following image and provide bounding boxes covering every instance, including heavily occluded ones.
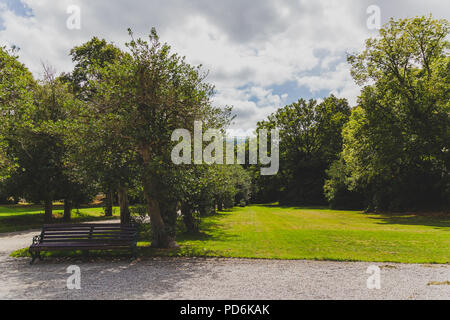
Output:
[253,16,449,212]
[0,28,251,248]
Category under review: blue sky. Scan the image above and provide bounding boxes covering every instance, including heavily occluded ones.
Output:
[0,0,30,27]
[1,0,30,16]
[0,0,448,135]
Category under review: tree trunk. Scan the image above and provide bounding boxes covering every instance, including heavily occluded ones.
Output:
[143,178,171,248]
[63,199,72,222]
[44,198,53,223]
[181,203,196,233]
[199,204,208,217]
[118,185,130,225]
[105,189,113,217]
[143,176,180,248]
[217,199,223,211]
[139,144,177,249]
[199,195,213,217]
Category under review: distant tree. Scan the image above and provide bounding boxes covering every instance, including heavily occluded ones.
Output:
[0,53,93,222]
[0,46,35,182]
[210,164,251,210]
[254,95,351,205]
[177,163,251,233]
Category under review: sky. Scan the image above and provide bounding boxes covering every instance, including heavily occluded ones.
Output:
[0,0,448,136]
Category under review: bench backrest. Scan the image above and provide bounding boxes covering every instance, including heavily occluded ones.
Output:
[40,223,138,244]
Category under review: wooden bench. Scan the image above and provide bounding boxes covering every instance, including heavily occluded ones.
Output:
[29,223,138,265]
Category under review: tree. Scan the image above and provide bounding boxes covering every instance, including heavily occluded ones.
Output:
[0,53,92,222]
[62,37,136,223]
[254,95,351,205]
[177,162,251,233]
[61,37,123,102]
[94,28,230,247]
[330,16,449,211]
[0,46,35,182]
[209,164,251,210]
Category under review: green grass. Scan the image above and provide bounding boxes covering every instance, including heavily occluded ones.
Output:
[10,204,450,264]
[149,205,450,263]
[0,204,120,233]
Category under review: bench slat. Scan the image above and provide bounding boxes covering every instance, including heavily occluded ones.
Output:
[44,227,136,231]
[30,244,132,251]
[29,223,138,264]
[41,237,135,241]
[42,232,136,236]
[43,223,129,227]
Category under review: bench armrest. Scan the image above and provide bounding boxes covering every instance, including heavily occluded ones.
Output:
[32,235,42,246]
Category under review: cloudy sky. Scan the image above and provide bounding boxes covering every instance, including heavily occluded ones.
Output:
[0,0,448,135]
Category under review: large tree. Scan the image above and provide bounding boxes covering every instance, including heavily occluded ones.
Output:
[94,28,230,247]
[327,16,449,211]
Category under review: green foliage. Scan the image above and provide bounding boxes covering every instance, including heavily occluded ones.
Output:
[324,157,365,209]
[254,95,351,205]
[90,28,233,246]
[62,37,136,193]
[209,164,252,209]
[0,48,97,220]
[0,46,35,181]
[61,37,123,101]
[329,16,450,211]
[1,15,448,250]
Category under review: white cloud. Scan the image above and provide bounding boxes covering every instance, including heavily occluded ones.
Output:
[0,0,448,132]
[296,62,359,106]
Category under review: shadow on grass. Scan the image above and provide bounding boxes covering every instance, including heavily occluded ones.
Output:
[259,203,450,229]
[0,205,47,215]
[177,211,238,242]
[258,203,329,210]
[0,204,108,215]
[367,212,450,230]
[0,211,119,234]
[0,214,44,233]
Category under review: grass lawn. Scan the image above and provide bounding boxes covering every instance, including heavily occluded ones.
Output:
[0,204,119,233]
[148,204,450,264]
[11,204,450,264]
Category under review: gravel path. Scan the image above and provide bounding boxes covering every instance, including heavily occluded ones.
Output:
[0,230,449,300]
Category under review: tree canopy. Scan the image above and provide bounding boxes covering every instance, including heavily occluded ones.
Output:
[327,16,449,211]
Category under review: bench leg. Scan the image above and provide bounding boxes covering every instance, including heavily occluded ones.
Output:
[131,244,137,260]
[82,250,89,261]
[29,250,37,265]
